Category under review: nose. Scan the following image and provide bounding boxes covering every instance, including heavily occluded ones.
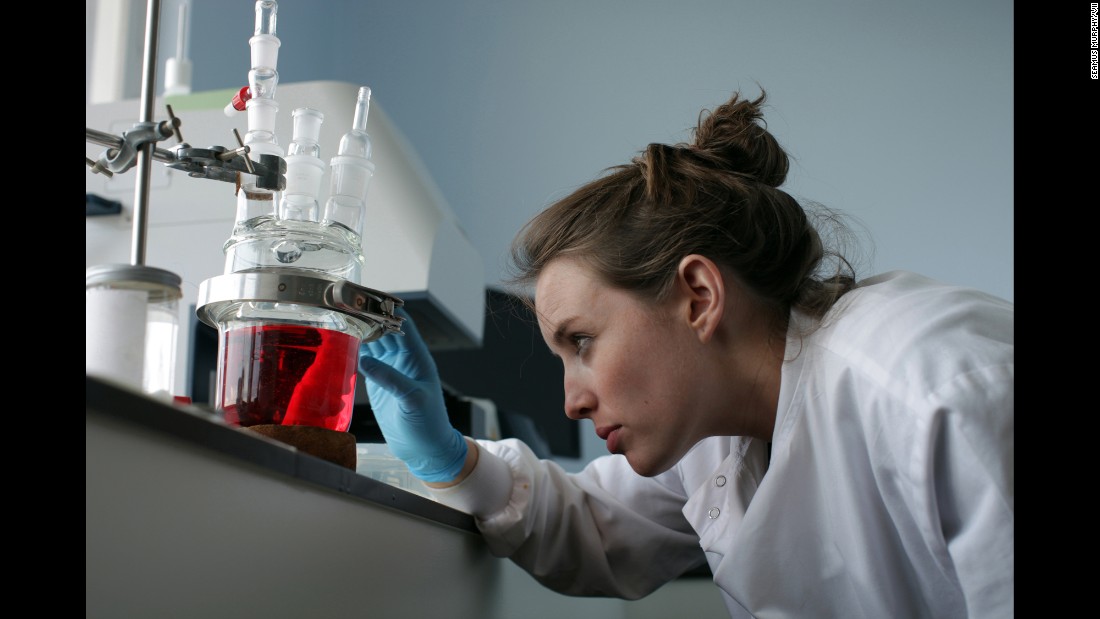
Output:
[563,370,594,420]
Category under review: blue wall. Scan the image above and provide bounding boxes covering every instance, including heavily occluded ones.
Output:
[95,0,1013,302]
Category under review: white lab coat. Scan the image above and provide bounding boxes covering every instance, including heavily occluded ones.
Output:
[430,271,1014,618]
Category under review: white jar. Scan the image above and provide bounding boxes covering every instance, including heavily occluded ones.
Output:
[86,264,182,400]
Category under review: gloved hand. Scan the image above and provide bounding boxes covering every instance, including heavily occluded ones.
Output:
[357,309,468,482]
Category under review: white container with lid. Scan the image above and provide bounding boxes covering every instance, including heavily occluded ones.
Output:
[86,264,183,400]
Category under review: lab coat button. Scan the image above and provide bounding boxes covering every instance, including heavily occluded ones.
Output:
[708,507,720,519]
[715,475,727,487]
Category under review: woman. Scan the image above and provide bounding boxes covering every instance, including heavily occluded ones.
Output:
[358,90,1014,618]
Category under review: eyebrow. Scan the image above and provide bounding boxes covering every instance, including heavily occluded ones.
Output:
[549,315,579,348]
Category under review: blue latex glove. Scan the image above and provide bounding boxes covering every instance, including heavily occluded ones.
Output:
[357,309,468,482]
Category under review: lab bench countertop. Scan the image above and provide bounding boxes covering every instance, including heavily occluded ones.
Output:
[85,374,476,533]
[86,374,499,618]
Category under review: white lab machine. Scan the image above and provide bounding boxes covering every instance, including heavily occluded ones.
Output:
[86,80,486,401]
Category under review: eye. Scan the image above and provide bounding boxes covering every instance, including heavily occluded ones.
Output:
[570,334,592,355]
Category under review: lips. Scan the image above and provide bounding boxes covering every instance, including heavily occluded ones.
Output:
[596,425,623,454]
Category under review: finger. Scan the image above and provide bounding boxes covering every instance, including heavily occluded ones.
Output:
[389,309,429,352]
[361,306,417,358]
[360,319,409,359]
[361,335,395,360]
[358,355,416,397]
[363,321,438,379]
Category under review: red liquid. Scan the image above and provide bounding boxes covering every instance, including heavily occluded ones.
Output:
[217,323,359,431]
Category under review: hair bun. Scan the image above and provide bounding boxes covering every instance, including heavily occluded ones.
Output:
[690,90,789,188]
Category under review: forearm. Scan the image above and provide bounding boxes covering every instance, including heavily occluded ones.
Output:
[427,439,703,599]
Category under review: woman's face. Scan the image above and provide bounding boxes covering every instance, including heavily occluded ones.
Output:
[534,256,714,476]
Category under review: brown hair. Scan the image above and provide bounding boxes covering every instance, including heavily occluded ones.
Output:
[507,89,859,334]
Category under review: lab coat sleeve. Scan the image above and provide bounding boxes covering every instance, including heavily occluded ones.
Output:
[926,364,1014,618]
[428,438,706,599]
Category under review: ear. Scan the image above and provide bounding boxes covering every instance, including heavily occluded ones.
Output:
[675,254,725,343]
